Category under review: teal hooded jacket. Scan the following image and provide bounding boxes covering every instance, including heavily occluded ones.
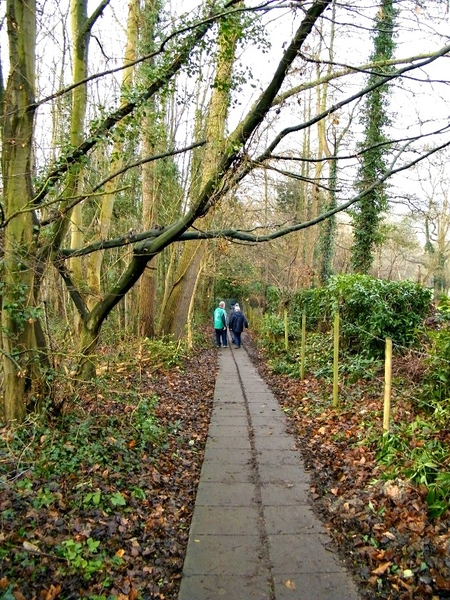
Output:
[213,306,227,329]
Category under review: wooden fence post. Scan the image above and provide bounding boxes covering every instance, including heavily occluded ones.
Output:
[383,338,392,432]
[333,311,339,407]
[284,308,289,350]
[300,311,306,379]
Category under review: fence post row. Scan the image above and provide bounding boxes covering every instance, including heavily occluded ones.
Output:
[275,308,393,430]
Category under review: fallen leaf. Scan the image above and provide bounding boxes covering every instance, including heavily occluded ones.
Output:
[44,584,62,599]
[23,541,39,553]
[385,484,401,500]
[402,569,414,579]
[371,561,392,575]
[285,580,296,590]
[436,575,450,590]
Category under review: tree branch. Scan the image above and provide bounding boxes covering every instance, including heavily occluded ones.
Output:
[31,0,244,207]
[83,0,111,38]
[272,49,449,106]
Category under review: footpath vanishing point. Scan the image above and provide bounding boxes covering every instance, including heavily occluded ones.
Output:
[177,343,361,600]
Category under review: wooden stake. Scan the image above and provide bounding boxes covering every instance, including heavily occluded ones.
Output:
[383,338,392,432]
[333,311,339,407]
[300,311,306,379]
[284,308,289,350]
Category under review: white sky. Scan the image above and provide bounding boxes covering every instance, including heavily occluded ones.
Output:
[1,0,450,223]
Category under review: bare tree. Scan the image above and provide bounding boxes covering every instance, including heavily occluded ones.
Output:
[2,0,450,421]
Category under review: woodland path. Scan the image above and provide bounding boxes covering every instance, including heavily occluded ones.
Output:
[177,342,361,600]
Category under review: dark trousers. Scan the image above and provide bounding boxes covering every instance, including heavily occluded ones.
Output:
[234,331,242,347]
[215,328,227,347]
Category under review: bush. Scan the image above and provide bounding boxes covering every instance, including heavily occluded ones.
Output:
[418,327,450,416]
[289,275,432,358]
[327,275,432,356]
[290,286,330,331]
[265,286,282,313]
[436,295,450,323]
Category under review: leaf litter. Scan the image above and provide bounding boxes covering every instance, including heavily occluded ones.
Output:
[1,337,450,599]
[245,339,450,600]
[0,347,217,600]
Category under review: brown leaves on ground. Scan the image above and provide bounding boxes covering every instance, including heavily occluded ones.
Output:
[0,347,217,600]
[2,337,450,600]
[245,341,450,600]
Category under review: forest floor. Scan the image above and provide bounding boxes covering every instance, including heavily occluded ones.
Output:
[1,334,450,600]
[246,339,450,600]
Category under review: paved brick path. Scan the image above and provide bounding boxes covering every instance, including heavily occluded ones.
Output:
[178,343,361,600]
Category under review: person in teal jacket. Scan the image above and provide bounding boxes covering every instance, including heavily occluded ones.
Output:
[213,301,228,347]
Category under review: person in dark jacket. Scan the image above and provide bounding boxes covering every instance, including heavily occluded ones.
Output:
[228,304,236,344]
[229,305,248,348]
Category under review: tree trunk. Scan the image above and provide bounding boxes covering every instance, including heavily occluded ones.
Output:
[351,0,397,273]
[160,242,204,338]
[1,0,37,422]
[138,0,160,337]
[159,10,242,337]
[75,253,150,377]
[87,0,139,311]
[139,126,158,337]
[67,0,90,333]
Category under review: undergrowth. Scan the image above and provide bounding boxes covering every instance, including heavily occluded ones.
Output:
[0,333,215,600]
[255,312,450,518]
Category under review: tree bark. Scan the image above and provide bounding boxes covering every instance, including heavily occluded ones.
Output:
[87,0,139,311]
[159,9,241,337]
[2,0,37,422]
[139,127,158,337]
[138,0,159,338]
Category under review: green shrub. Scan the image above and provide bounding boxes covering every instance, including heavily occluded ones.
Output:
[265,286,282,313]
[436,295,450,321]
[287,275,432,358]
[258,314,286,355]
[140,336,187,368]
[291,286,330,330]
[375,419,450,518]
[418,327,450,417]
[327,275,431,356]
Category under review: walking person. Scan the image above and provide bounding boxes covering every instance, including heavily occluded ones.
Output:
[228,304,236,345]
[213,301,228,348]
[229,304,248,349]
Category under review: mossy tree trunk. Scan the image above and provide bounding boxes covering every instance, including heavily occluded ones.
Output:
[159,9,242,338]
[351,0,398,273]
[86,0,139,312]
[1,0,37,422]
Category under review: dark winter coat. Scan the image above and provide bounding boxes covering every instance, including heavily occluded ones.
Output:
[229,310,248,333]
